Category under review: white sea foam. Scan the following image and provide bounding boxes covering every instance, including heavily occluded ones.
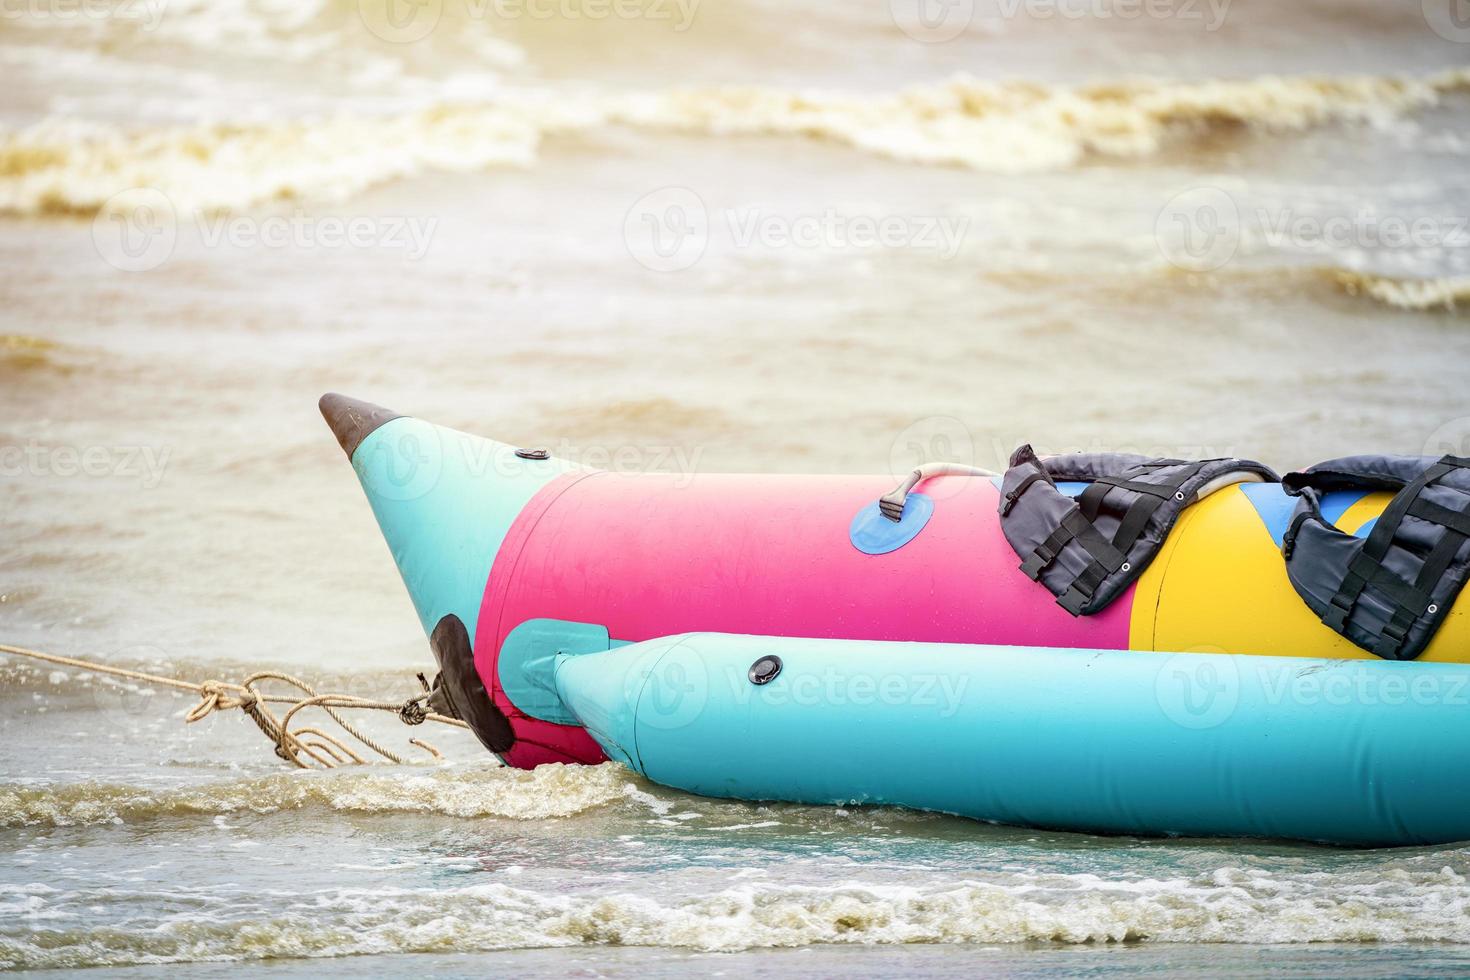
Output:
[1332,270,1470,311]
[0,762,640,826]
[4,866,1470,969]
[3,69,1466,216]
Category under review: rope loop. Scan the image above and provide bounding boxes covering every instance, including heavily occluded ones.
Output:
[0,642,474,771]
[397,696,430,726]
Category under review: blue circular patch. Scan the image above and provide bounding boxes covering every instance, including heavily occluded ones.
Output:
[849,492,935,555]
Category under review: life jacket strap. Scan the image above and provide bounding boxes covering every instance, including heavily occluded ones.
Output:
[999,446,1277,617]
[1284,453,1470,660]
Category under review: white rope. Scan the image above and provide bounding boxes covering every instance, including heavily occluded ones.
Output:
[0,643,469,769]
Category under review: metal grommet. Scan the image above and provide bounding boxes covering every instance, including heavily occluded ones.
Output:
[1429,603,1440,615]
[1174,491,1186,501]
[1121,562,1132,573]
[515,447,550,460]
[748,655,782,686]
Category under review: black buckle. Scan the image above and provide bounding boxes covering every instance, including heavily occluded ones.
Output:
[1020,545,1054,581]
[1321,593,1355,632]
[1281,511,1314,561]
[1056,583,1091,616]
[1373,620,1411,659]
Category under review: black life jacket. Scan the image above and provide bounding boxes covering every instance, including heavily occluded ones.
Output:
[999,444,1279,616]
[1281,454,1470,660]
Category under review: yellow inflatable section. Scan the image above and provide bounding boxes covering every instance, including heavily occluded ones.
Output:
[1130,487,1470,661]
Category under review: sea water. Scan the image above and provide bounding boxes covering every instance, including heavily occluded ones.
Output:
[3,0,1470,973]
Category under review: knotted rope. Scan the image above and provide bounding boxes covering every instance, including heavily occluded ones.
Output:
[0,643,469,769]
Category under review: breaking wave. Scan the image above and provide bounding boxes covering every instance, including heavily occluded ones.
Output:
[1331,270,1470,311]
[2,68,1466,215]
[5,865,1470,969]
[0,762,643,827]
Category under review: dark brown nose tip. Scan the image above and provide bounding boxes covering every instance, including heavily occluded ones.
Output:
[318,393,403,459]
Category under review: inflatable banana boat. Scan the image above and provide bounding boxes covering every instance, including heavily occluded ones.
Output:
[321,394,1470,846]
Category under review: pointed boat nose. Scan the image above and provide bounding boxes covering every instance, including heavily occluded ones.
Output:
[319,392,403,459]
[318,393,580,638]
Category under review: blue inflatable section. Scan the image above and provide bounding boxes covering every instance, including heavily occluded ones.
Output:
[554,632,1470,847]
[1239,483,1375,544]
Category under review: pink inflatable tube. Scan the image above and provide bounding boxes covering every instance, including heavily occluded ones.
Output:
[476,471,1133,768]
